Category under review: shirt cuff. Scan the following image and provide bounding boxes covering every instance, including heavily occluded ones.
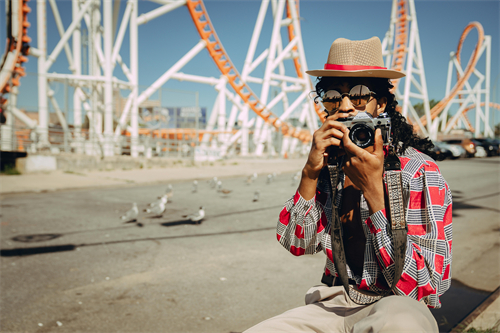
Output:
[366,208,388,233]
[294,190,316,216]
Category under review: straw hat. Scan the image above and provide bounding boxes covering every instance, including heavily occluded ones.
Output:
[306,36,405,79]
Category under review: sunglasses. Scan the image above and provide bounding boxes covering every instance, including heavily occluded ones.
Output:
[321,85,376,112]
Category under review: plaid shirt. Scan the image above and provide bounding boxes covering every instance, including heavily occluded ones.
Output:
[277,148,452,308]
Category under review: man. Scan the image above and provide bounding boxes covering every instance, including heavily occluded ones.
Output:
[245,37,452,333]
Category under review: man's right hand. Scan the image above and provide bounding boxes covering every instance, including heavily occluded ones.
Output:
[303,115,348,181]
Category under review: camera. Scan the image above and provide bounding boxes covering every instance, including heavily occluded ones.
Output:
[337,112,391,149]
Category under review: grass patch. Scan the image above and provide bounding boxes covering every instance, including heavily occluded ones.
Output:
[465,328,499,333]
[1,165,20,175]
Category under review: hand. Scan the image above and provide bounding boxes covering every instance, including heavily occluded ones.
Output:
[342,128,385,214]
[303,116,348,180]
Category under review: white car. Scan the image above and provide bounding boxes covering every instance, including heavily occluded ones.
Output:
[474,145,487,157]
[440,142,466,159]
[434,141,466,159]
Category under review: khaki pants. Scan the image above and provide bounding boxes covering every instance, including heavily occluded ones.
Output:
[244,285,438,333]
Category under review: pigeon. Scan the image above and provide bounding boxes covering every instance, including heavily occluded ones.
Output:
[192,180,198,193]
[253,190,260,202]
[209,177,218,188]
[183,206,205,224]
[121,203,139,222]
[165,184,174,200]
[216,180,222,192]
[220,188,232,196]
[147,194,168,208]
[144,200,166,217]
[291,171,301,186]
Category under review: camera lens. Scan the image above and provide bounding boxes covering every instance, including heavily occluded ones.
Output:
[350,124,374,148]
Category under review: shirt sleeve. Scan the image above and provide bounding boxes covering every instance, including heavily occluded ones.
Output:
[364,162,452,307]
[276,189,329,256]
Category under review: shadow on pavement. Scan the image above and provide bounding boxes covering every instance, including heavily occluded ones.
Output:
[0,226,275,257]
[430,279,492,332]
[451,190,500,216]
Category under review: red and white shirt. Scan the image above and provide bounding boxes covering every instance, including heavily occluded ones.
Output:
[277,147,452,308]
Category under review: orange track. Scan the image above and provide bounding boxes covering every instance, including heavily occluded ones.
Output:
[185,0,312,142]
[0,0,31,99]
[389,0,408,93]
[418,22,485,128]
[446,102,500,133]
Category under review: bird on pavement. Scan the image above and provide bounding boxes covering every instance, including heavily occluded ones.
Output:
[216,180,222,192]
[266,174,274,184]
[144,200,166,217]
[165,184,174,200]
[246,175,254,185]
[192,180,198,193]
[147,194,168,208]
[209,177,218,188]
[253,190,260,202]
[252,173,258,181]
[220,188,232,196]
[291,171,300,186]
[183,206,205,224]
[121,203,139,222]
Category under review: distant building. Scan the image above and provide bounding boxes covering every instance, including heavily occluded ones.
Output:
[140,106,206,129]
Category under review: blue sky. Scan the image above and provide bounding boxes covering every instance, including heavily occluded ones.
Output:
[3,0,500,127]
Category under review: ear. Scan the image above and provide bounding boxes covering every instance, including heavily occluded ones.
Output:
[376,97,388,116]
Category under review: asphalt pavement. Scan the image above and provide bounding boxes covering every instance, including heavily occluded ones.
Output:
[0,156,499,332]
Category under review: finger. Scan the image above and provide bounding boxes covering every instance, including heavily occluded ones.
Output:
[320,138,342,155]
[340,127,365,157]
[319,127,344,141]
[323,118,348,131]
[373,128,384,159]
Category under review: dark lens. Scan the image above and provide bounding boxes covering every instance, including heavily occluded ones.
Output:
[322,90,341,111]
[350,124,374,148]
[350,85,371,107]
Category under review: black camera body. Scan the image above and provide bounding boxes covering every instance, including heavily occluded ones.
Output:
[338,112,391,149]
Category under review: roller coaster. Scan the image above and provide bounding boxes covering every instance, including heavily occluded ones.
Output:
[0,0,498,157]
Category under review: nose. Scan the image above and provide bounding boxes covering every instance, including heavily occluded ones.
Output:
[337,96,356,114]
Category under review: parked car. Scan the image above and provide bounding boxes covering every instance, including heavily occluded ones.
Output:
[434,141,466,159]
[489,138,500,155]
[470,139,489,157]
[473,138,500,156]
[442,138,476,158]
[431,141,453,160]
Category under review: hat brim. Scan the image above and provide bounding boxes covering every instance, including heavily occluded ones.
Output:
[306,69,405,79]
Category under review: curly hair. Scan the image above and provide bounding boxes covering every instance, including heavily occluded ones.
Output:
[314,76,439,160]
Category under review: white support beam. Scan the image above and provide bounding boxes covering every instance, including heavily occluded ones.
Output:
[137,40,207,105]
[171,72,219,85]
[137,0,186,25]
[104,0,114,156]
[48,0,75,72]
[279,90,308,121]
[45,0,92,72]
[111,1,132,66]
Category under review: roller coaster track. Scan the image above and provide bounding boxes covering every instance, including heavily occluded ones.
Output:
[447,102,500,133]
[185,0,312,142]
[389,0,408,92]
[418,22,499,129]
[0,0,31,107]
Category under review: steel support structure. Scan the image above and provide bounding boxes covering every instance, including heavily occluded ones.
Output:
[440,35,493,137]
[382,0,432,138]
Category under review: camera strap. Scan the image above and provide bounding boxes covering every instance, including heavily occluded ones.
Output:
[326,148,407,305]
